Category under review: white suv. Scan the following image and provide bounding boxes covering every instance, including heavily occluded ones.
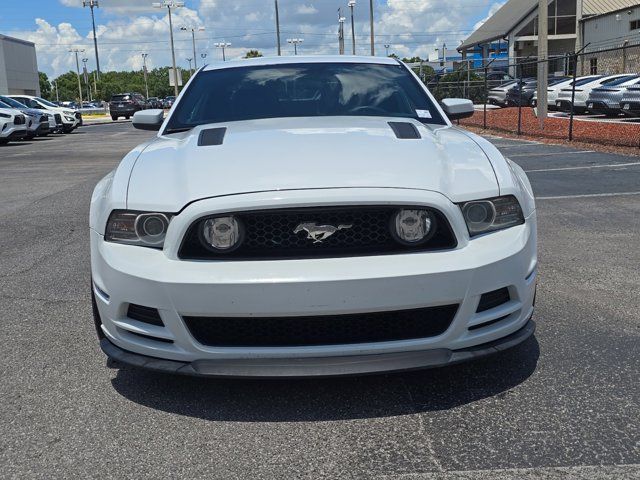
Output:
[8,95,81,133]
[0,106,28,144]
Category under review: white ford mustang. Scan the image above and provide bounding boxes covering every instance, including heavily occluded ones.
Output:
[90,56,537,377]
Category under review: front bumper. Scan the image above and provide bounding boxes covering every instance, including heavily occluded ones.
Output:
[586,101,621,115]
[91,190,537,376]
[100,319,535,377]
[0,125,27,140]
[621,101,640,117]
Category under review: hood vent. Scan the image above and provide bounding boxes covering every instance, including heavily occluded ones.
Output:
[388,122,421,139]
[198,127,227,146]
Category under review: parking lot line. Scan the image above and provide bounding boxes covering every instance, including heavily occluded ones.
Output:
[508,150,595,157]
[526,162,640,173]
[537,191,640,200]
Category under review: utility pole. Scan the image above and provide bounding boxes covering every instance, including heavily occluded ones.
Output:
[338,9,346,55]
[215,42,231,61]
[152,1,183,97]
[82,0,101,80]
[181,26,204,70]
[537,0,548,127]
[275,0,282,56]
[53,81,59,102]
[287,38,303,55]
[82,57,91,101]
[69,49,85,104]
[348,1,356,55]
[142,53,149,98]
[369,0,375,56]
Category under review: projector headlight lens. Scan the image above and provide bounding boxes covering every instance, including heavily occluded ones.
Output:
[460,196,524,236]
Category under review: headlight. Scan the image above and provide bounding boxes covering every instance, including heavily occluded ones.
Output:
[460,195,524,236]
[391,209,436,245]
[200,216,244,252]
[0,113,10,118]
[65,116,75,122]
[105,210,172,247]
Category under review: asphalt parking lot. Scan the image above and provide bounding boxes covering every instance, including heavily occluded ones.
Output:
[1,123,638,479]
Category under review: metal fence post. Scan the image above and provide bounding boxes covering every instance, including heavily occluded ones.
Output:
[517,63,523,136]
[568,53,578,141]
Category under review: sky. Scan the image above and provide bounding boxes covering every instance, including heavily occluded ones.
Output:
[0,0,505,79]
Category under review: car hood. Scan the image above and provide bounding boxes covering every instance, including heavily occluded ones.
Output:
[126,117,500,212]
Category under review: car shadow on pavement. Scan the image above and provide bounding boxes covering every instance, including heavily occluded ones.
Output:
[109,336,539,422]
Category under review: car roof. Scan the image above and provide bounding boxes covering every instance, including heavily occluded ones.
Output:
[201,55,400,72]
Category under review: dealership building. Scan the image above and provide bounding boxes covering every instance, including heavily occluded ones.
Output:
[0,34,40,96]
[458,0,640,75]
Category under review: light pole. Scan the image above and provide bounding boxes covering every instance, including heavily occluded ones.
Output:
[181,25,205,70]
[348,0,356,55]
[214,42,231,61]
[69,48,85,104]
[53,81,59,102]
[384,44,390,56]
[287,38,303,55]
[338,10,346,55]
[141,53,149,98]
[274,0,282,56]
[369,0,375,56]
[200,53,207,63]
[82,57,91,101]
[186,57,193,73]
[152,1,184,97]
[82,0,101,80]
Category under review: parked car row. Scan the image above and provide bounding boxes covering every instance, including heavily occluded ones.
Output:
[0,94,82,145]
[107,93,178,120]
[489,73,640,117]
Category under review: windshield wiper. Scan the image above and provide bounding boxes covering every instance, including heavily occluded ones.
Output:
[163,126,193,134]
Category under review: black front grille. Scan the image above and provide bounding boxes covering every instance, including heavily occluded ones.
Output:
[54,114,62,124]
[183,304,458,347]
[14,115,25,125]
[179,206,457,260]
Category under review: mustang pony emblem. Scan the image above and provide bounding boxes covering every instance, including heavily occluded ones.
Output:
[293,222,353,243]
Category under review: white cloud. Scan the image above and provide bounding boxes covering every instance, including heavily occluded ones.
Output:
[13,0,500,77]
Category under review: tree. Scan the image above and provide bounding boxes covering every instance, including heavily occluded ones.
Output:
[244,50,263,58]
[39,72,52,99]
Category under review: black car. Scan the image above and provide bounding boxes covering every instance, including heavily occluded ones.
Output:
[162,96,176,109]
[109,93,147,120]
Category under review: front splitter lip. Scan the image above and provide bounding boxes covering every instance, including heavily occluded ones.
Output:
[100,317,535,378]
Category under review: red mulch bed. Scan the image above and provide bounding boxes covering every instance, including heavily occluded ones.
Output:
[460,107,640,148]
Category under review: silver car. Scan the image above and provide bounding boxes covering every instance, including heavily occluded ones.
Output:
[620,85,640,117]
[487,80,519,106]
[586,76,640,116]
[556,74,638,113]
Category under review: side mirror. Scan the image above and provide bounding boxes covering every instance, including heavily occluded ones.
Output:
[440,98,475,120]
[132,109,164,131]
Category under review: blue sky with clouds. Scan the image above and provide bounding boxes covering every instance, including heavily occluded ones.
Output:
[0,0,502,78]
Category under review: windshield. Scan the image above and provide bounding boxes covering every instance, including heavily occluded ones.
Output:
[0,95,27,109]
[166,62,444,131]
[35,97,58,107]
[0,100,12,109]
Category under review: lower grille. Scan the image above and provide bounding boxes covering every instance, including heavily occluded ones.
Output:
[476,287,510,312]
[179,206,457,260]
[127,304,164,326]
[183,304,458,347]
[14,115,25,125]
[54,114,62,125]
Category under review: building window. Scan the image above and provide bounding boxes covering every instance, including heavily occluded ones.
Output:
[590,58,598,75]
[515,0,576,37]
[631,20,640,31]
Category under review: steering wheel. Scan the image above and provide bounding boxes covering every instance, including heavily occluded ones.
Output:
[348,106,388,115]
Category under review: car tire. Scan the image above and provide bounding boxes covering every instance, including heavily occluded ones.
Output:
[111,115,118,121]
[63,126,73,134]
[125,115,130,120]
[0,138,8,145]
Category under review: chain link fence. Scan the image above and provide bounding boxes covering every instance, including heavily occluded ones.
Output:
[418,43,640,148]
